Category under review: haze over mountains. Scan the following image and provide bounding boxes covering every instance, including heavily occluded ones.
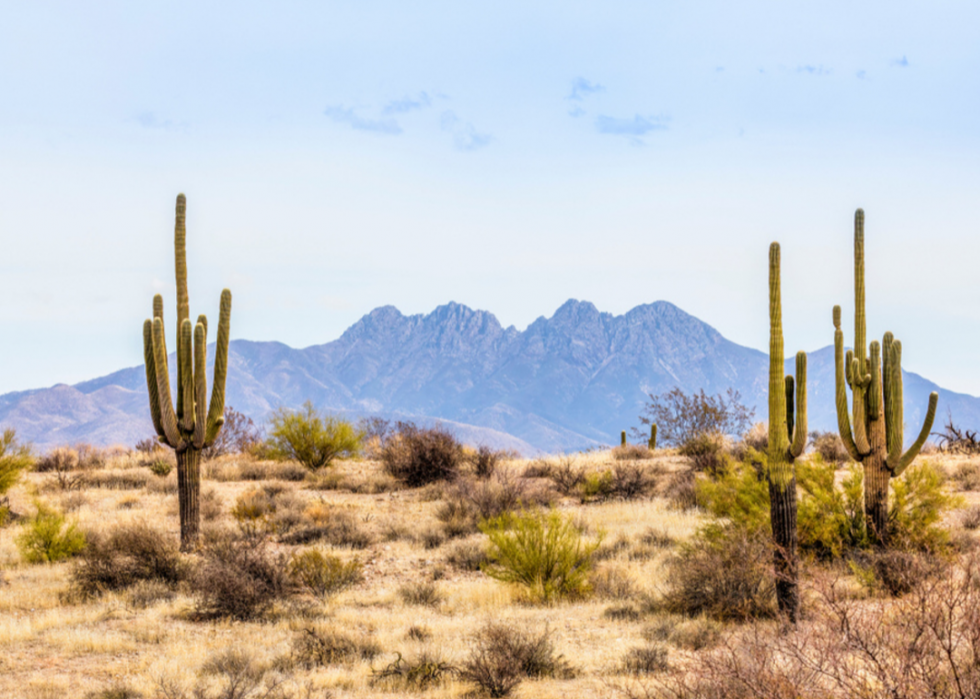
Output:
[0,300,976,454]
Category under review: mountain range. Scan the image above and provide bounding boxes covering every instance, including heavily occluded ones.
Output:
[0,299,976,454]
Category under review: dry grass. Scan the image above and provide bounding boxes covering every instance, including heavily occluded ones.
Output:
[0,446,971,698]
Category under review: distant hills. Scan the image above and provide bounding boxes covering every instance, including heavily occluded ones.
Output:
[1,299,976,454]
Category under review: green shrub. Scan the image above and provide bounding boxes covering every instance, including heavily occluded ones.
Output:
[265,401,363,471]
[16,502,86,563]
[889,461,960,551]
[288,549,362,597]
[797,459,866,558]
[480,509,601,603]
[0,428,33,508]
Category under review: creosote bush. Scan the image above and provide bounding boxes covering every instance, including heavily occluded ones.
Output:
[381,422,463,486]
[16,502,86,563]
[480,508,601,603]
[288,548,363,597]
[460,622,572,697]
[70,522,185,598]
[290,624,381,668]
[266,401,363,471]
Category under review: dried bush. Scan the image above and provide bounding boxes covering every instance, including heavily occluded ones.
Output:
[125,579,177,610]
[16,502,86,563]
[612,444,652,461]
[480,509,600,603]
[659,525,776,621]
[951,461,980,492]
[471,445,508,478]
[280,507,373,549]
[609,462,658,499]
[36,448,88,491]
[290,625,380,668]
[203,406,262,461]
[398,581,442,606]
[809,430,851,465]
[644,615,722,651]
[266,401,363,471]
[84,687,143,699]
[933,413,980,455]
[288,549,362,597]
[70,522,184,598]
[635,387,754,447]
[191,533,294,620]
[192,648,288,699]
[84,469,150,490]
[460,622,571,697]
[679,432,731,473]
[548,455,585,495]
[371,649,457,690]
[381,422,463,487]
[622,645,669,675]
[962,504,980,530]
[659,469,697,510]
[591,563,638,599]
[850,549,943,597]
[522,459,554,479]
[438,471,544,537]
[444,538,489,571]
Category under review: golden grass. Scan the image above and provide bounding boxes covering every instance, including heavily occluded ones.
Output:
[0,446,972,698]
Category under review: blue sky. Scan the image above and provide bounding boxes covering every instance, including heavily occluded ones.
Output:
[1,1,979,395]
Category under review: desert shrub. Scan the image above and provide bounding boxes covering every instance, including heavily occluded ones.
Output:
[962,504,980,530]
[644,615,722,651]
[851,549,942,597]
[231,486,308,538]
[679,431,731,473]
[146,459,173,477]
[84,687,143,699]
[444,538,489,571]
[192,648,292,699]
[660,525,776,621]
[604,604,642,621]
[438,471,544,537]
[810,430,850,465]
[742,422,769,452]
[84,469,150,490]
[580,470,615,501]
[203,406,262,461]
[480,509,600,603]
[288,549,362,597]
[0,428,33,500]
[951,461,980,492]
[16,502,86,563]
[609,462,657,499]
[635,387,754,447]
[290,625,380,668]
[381,422,462,486]
[796,459,866,558]
[659,469,697,510]
[398,581,442,606]
[280,507,373,549]
[471,445,507,478]
[696,460,769,532]
[522,459,554,479]
[622,645,669,675]
[371,649,457,690]
[125,579,177,610]
[192,533,294,620]
[612,444,652,461]
[460,622,571,697]
[36,447,88,491]
[265,401,363,471]
[590,563,638,599]
[548,455,585,495]
[70,522,184,598]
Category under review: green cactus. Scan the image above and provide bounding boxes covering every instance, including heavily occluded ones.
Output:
[648,424,657,451]
[143,194,232,551]
[621,431,627,447]
[833,209,938,545]
[768,242,807,622]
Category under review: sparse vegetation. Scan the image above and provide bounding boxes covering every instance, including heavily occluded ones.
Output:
[16,501,86,563]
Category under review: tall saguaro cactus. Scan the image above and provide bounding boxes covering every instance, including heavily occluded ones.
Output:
[768,242,807,622]
[648,424,657,451]
[143,194,232,551]
[833,209,938,545]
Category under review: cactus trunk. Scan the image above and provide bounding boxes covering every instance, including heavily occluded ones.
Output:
[176,448,201,547]
[143,194,232,552]
[620,431,627,447]
[648,424,657,451]
[767,242,806,623]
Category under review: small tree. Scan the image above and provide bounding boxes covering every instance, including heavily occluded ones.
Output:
[634,387,754,448]
[266,402,363,471]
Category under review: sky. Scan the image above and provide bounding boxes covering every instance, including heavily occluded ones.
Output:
[1,1,979,396]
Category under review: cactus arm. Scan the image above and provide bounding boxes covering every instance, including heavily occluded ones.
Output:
[845,349,854,387]
[853,209,867,372]
[868,341,881,420]
[174,194,190,423]
[197,314,207,338]
[767,243,791,485]
[882,332,894,444]
[884,337,903,466]
[143,319,164,437]
[784,375,795,441]
[193,321,208,449]
[205,289,232,445]
[834,310,862,461]
[893,392,939,476]
[790,352,808,459]
[151,317,182,448]
[179,319,195,433]
[649,424,657,450]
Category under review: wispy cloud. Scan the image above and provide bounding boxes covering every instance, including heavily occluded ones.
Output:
[440,111,492,151]
[133,112,186,131]
[568,77,604,101]
[595,114,668,136]
[381,92,432,116]
[567,106,586,118]
[891,55,909,67]
[324,105,402,134]
[797,64,831,76]
[856,69,867,79]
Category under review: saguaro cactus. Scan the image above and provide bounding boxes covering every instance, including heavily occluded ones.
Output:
[833,209,937,545]
[648,424,657,451]
[143,194,232,551]
[621,431,627,447]
[768,242,807,622]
